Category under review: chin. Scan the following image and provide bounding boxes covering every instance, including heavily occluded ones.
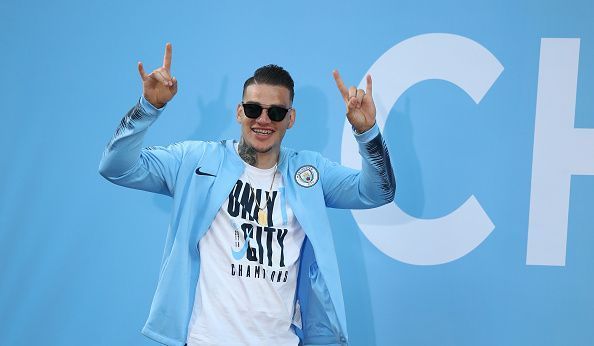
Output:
[253,144,274,153]
[244,136,274,153]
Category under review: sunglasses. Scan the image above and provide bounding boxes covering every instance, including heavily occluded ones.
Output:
[242,102,292,122]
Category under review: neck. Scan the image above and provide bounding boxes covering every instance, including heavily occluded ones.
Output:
[238,138,279,169]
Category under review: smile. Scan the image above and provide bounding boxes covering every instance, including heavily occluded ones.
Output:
[252,128,274,135]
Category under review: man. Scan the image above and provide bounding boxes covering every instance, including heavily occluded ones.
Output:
[99,43,395,346]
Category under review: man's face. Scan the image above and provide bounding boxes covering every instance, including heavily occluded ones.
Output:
[237,83,295,155]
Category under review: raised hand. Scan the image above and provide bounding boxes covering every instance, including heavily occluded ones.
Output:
[333,70,376,133]
[138,43,178,109]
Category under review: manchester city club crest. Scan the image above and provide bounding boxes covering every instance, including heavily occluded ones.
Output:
[295,165,319,188]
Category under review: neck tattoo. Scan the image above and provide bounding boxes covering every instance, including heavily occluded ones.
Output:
[238,138,257,166]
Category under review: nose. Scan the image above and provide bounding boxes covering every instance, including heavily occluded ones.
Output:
[255,108,272,124]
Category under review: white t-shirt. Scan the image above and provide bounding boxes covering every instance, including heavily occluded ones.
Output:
[186,159,305,346]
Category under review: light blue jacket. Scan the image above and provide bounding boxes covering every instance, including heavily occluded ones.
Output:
[98,98,395,346]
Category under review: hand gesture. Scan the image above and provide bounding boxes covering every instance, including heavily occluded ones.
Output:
[138,43,178,109]
[333,70,376,133]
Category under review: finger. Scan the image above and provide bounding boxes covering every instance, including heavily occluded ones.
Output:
[356,89,365,108]
[158,67,172,81]
[152,70,172,86]
[171,76,178,94]
[348,97,358,111]
[138,61,148,80]
[348,86,356,101]
[332,70,349,101]
[365,74,372,95]
[163,42,172,71]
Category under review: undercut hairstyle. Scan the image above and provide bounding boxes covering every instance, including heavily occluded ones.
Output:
[243,64,295,102]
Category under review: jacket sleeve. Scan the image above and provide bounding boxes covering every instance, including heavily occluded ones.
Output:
[320,123,395,209]
[98,97,184,197]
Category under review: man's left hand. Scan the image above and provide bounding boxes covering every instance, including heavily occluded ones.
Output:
[333,70,376,133]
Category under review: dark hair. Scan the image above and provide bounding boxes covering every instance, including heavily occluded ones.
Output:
[242,64,295,102]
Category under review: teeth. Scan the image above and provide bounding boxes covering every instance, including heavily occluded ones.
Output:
[253,129,273,134]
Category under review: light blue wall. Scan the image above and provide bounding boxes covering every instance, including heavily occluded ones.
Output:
[1,0,592,345]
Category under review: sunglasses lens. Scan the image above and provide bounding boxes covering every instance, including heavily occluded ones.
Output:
[243,104,263,118]
[268,106,289,121]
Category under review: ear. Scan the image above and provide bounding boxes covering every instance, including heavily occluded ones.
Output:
[287,108,296,129]
[236,103,242,123]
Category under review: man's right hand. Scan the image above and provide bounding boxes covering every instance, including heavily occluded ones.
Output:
[138,43,177,109]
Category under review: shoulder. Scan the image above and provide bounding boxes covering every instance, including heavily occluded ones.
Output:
[164,139,230,162]
[283,147,326,163]
[172,139,226,149]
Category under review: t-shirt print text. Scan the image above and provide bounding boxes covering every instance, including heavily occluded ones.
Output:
[227,179,290,283]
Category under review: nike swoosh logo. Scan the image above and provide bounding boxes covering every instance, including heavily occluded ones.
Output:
[195,167,216,177]
[231,226,253,260]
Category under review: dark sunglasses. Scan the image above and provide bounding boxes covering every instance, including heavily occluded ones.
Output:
[242,102,292,122]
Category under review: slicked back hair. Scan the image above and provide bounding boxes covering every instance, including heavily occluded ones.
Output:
[242,64,295,102]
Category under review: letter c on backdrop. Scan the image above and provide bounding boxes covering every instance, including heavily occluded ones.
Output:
[341,33,503,265]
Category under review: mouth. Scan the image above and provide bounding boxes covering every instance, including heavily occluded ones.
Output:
[252,128,274,136]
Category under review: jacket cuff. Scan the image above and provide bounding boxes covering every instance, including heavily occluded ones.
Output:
[353,122,380,143]
[139,95,166,116]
